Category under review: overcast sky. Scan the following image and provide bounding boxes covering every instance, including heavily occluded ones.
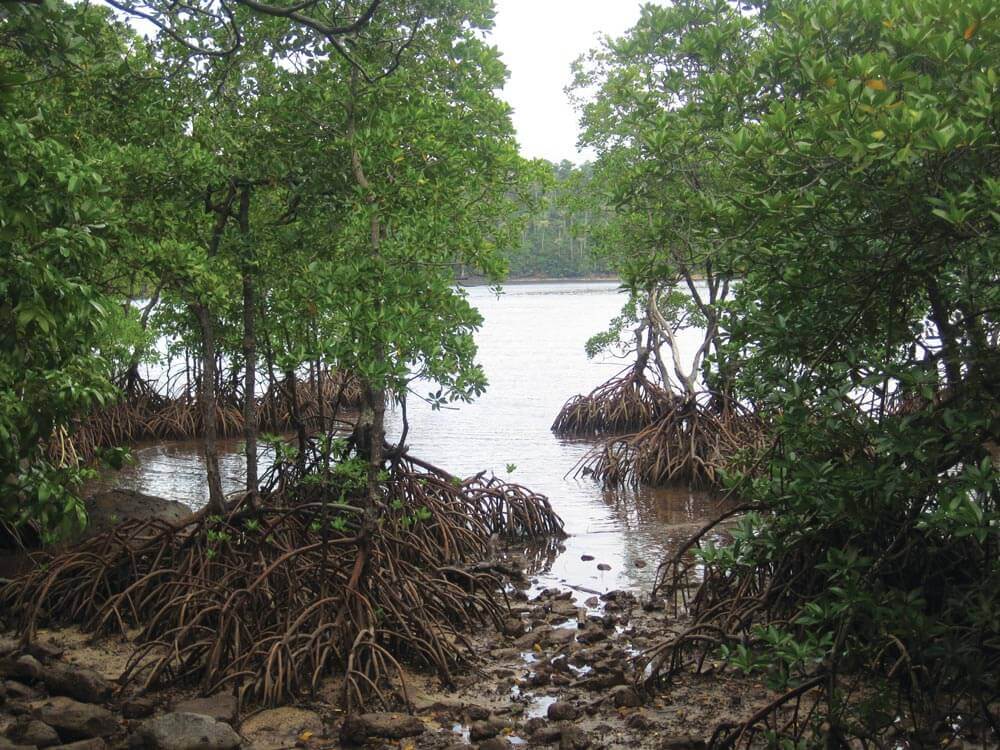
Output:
[487,1,650,165]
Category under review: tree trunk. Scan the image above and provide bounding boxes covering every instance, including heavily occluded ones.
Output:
[242,270,257,494]
[193,303,225,514]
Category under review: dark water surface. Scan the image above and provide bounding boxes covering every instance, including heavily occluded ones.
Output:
[92,282,731,594]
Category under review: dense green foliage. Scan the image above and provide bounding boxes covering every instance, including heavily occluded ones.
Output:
[1,0,535,534]
[505,160,609,278]
[574,0,999,742]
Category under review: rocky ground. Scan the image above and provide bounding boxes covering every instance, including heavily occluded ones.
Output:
[0,571,779,750]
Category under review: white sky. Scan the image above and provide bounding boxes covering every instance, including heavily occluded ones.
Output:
[488,1,651,165]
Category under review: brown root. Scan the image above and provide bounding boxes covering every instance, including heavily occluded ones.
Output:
[574,392,764,487]
[551,366,672,436]
[0,450,564,711]
[47,371,363,466]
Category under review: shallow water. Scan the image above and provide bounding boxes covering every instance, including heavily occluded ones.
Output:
[90,281,732,594]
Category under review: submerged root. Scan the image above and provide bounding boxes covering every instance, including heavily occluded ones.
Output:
[49,371,363,465]
[574,393,764,487]
[551,366,672,436]
[0,451,564,711]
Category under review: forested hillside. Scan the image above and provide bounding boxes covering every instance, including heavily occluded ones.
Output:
[505,160,610,278]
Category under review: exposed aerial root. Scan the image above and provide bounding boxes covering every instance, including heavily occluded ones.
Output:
[48,371,363,466]
[573,392,764,487]
[551,365,672,436]
[0,448,564,711]
[258,371,362,434]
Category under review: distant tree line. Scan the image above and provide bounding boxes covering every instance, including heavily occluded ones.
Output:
[503,160,611,279]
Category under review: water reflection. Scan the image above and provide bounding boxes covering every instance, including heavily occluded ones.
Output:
[90,281,727,595]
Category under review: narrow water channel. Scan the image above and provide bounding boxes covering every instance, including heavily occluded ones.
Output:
[91,281,732,594]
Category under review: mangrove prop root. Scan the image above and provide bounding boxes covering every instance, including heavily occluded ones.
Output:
[573,392,764,488]
[47,371,363,467]
[640,491,1000,746]
[551,365,672,437]
[1,453,564,711]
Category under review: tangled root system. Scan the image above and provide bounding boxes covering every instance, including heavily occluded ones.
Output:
[574,393,764,487]
[552,366,672,437]
[1,449,564,711]
[48,372,363,466]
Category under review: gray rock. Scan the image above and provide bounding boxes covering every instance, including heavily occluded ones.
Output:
[558,726,590,750]
[339,713,424,744]
[81,491,191,540]
[6,718,61,748]
[121,699,156,720]
[608,685,641,708]
[478,739,508,750]
[0,656,42,683]
[171,694,237,724]
[239,707,321,750]
[31,697,118,741]
[659,738,706,750]
[464,706,490,722]
[40,664,112,704]
[501,619,525,638]
[543,629,576,648]
[545,703,578,722]
[529,723,563,744]
[130,713,240,750]
[468,721,497,742]
[49,741,107,750]
[0,737,38,750]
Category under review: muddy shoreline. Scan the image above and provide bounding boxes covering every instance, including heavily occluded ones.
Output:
[0,549,775,750]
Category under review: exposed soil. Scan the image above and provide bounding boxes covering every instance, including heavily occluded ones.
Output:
[0,556,779,750]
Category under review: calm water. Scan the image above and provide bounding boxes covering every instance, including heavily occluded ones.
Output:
[92,282,731,594]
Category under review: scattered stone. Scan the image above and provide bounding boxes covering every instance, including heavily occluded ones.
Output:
[579,555,594,562]
[31,697,118,741]
[82,491,191,540]
[608,685,641,709]
[121,699,156,721]
[39,664,112,704]
[546,600,578,619]
[501,619,525,638]
[6,717,60,748]
[171,694,237,724]
[0,656,42,683]
[625,712,658,730]
[659,738,707,750]
[543,629,576,648]
[464,706,490,722]
[468,722,496,742]
[545,703,578,722]
[633,559,647,568]
[478,738,508,750]
[583,597,599,608]
[529,724,563,745]
[0,639,18,657]
[130,713,239,750]
[240,707,322,750]
[513,628,547,649]
[25,644,63,662]
[0,738,37,750]
[558,726,590,750]
[3,681,42,702]
[339,713,424,745]
[49,740,107,750]
[575,624,606,645]
[596,564,611,572]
